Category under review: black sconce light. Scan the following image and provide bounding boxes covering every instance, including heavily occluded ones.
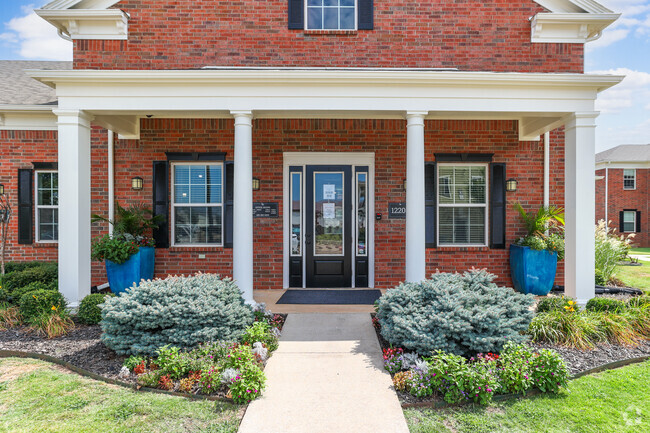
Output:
[252,178,260,191]
[505,178,518,192]
[131,177,144,191]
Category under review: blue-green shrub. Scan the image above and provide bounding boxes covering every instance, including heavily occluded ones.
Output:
[376,269,535,356]
[101,273,254,355]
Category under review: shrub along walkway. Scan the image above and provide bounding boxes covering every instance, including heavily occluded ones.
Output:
[238,313,409,433]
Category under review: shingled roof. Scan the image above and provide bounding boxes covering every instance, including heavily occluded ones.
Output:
[596,144,650,163]
[0,60,72,106]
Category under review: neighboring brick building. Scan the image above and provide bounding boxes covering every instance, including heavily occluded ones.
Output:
[596,144,650,247]
[0,0,623,305]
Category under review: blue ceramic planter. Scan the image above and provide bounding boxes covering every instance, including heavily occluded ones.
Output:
[105,247,155,294]
[509,244,557,296]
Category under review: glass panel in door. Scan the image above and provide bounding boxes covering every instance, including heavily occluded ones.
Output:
[314,172,344,256]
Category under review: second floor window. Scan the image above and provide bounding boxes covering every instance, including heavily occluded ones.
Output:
[623,169,636,190]
[306,0,356,30]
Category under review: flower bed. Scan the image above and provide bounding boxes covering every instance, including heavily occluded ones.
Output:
[119,306,285,404]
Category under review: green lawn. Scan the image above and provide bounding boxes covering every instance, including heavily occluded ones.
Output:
[617,262,650,292]
[0,358,242,433]
[406,360,650,433]
[630,248,650,256]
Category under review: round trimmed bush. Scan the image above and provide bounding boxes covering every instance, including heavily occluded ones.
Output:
[536,296,567,313]
[19,289,67,322]
[100,273,254,355]
[10,281,57,305]
[78,293,115,325]
[376,269,535,356]
[586,297,627,313]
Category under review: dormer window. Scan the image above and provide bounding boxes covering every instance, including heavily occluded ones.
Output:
[306,0,357,30]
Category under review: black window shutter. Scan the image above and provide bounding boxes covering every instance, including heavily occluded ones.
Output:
[17,169,33,244]
[288,0,303,29]
[489,163,506,249]
[358,0,374,30]
[619,211,625,233]
[152,161,169,248]
[636,211,642,233]
[425,163,436,248]
[224,162,234,248]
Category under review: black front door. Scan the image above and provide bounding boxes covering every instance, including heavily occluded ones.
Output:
[305,165,352,287]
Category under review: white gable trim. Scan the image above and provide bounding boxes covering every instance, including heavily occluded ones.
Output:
[531,12,620,43]
[35,8,128,40]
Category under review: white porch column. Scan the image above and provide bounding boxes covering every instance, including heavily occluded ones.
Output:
[564,112,598,305]
[53,109,93,308]
[405,112,428,282]
[232,111,255,304]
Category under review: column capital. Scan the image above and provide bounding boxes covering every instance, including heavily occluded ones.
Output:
[405,111,428,126]
[52,109,94,128]
[563,112,599,130]
[231,110,254,125]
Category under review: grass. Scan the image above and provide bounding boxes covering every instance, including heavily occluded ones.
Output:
[406,360,650,433]
[617,261,650,292]
[630,248,650,256]
[0,358,242,433]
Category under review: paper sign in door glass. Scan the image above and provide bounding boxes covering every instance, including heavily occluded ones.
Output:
[314,172,344,256]
[357,173,367,256]
[291,172,302,256]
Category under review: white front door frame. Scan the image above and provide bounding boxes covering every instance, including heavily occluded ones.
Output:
[283,152,375,288]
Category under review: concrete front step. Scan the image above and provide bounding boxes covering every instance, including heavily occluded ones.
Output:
[238,313,409,433]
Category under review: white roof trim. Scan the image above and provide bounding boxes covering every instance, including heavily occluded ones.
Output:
[531,13,620,43]
[35,9,128,40]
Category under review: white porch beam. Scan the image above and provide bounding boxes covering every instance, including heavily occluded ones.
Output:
[519,116,564,141]
[405,111,428,283]
[53,109,93,308]
[93,115,141,140]
[564,112,598,305]
[232,111,255,304]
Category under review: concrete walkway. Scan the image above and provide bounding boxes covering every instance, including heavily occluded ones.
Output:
[238,313,409,433]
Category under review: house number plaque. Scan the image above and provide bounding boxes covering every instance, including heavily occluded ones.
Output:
[253,202,279,218]
[388,203,406,219]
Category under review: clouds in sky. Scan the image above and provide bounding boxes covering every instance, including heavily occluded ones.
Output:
[0,5,72,61]
[588,0,650,50]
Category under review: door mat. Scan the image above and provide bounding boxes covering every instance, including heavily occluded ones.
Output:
[276,289,382,305]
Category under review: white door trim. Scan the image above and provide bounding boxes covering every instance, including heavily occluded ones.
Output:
[283,152,375,288]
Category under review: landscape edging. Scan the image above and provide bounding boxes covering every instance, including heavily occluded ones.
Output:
[400,355,650,409]
[0,350,231,403]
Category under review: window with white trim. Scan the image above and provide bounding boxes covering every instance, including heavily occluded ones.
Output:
[623,211,636,233]
[35,171,59,242]
[623,169,636,190]
[171,163,224,246]
[306,0,357,30]
[437,164,488,246]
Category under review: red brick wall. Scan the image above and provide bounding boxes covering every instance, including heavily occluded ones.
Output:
[0,131,59,264]
[4,120,566,289]
[72,0,583,73]
[595,168,649,247]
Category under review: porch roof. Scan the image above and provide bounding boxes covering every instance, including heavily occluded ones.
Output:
[28,68,623,141]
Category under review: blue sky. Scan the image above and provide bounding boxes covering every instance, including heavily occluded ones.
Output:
[1,0,649,152]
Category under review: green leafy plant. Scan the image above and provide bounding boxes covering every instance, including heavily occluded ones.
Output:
[376,269,535,356]
[18,289,66,322]
[530,348,569,393]
[426,351,498,405]
[92,202,163,239]
[513,203,565,260]
[123,355,146,372]
[136,370,162,388]
[496,342,535,394]
[78,293,115,325]
[1,263,58,294]
[595,220,635,285]
[91,235,139,265]
[100,273,254,355]
[241,321,279,352]
[221,345,266,404]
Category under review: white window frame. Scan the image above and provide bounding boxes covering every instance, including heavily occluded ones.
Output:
[623,169,636,190]
[304,0,358,31]
[622,211,636,233]
[34,170,59,244]
[436,163,489,248]
[170,162,225,247]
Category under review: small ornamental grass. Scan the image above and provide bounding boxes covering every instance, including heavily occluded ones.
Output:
[101,273,254,355]
[376,269,535,356]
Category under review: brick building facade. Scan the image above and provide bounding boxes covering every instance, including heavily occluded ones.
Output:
[0,0,622,305]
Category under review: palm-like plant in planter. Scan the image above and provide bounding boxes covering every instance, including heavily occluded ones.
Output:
[91,203,163,294]
[510,203,565,296]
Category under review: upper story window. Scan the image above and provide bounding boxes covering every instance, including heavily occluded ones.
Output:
[35,171,58,242]
[437,164,488,247]
[171,163,224,246]
[623,169,636,190]
[306,0,357,30]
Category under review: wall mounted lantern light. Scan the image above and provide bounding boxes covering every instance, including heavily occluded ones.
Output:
[131,177,144,191]
[252,178,260,191]
[505,178,518,192]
